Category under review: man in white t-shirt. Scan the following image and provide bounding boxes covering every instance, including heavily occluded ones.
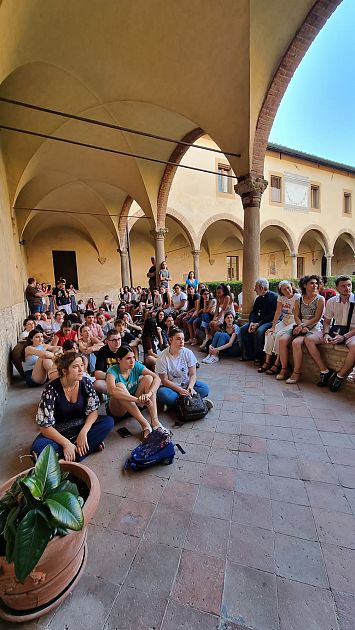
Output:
[318,275,355,391]
[171,284,187,314]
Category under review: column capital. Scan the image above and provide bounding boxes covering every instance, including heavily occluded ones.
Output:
[151,227,168,239]
[191,249,201,256]
[118,246,128,256]
[235,173,268,208]
[291,252,298,258]
[325,253,334,259]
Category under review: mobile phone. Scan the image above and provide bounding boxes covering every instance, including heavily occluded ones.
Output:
[117,427,132,438]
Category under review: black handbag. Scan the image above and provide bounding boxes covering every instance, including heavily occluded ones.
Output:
[176,393,208,422]
[329,302,354,338]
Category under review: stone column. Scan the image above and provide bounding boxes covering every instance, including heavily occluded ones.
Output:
[291,253,298,279]
[152,227,168,286]
[326,254,333,277]
[235,173,268,318]
[118,247,130,287]
[191,249,201,280]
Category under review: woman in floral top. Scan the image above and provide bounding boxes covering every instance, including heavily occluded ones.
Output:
[31,353,114,461]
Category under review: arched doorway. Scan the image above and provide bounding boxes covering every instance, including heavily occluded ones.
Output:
[332,232,355,276]
[297,228,331,277]
[198,219,244,282]
[260,224,296,279]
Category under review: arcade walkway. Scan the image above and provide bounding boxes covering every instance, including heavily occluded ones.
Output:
[1,351,355,630]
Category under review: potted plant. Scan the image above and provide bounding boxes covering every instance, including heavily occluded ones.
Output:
[0,445,100,623]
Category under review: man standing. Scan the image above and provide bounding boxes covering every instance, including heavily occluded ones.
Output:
[25,278,46,314]
[54,279,71,315]
[147,256,156,293]
[314,275,355,391]
[94,329,122,394]
[240,278,278,364]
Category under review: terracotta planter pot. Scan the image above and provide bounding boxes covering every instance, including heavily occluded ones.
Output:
[0,461,100,622]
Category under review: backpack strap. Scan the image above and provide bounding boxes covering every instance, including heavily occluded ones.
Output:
[346,301,355,332]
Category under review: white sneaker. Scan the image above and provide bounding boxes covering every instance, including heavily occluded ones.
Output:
[201,355,212,363]
[205,398,214,410]
[209,355,219,363]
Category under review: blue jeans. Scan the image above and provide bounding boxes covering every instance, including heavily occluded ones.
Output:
[31,415,114,461]
[30,304,42,314]
[211,331,241,357]
[157,380,209,409]
[240,322,272,361]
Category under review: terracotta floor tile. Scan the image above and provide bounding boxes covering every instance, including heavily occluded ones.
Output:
[333,591,355,630]
[159,478,199,511]
[105,586,167,630]
[171,549,225,615]
[238,434,267,453]
[306,481,351,513]
[277,577,339,630]
[322,543,355,595]
[313,507,355,548]
[274,532,328,587]
[108,497,155,536]
[222,562,278,630]
[202,463,238,490]
[144,503,191,547]
[228,522,275,572]
[270,476,309,505]
[161,601,220,630]
[235,470,271,498]
[237,452,268,474]
[232,492,272,530]
[125,540,181,595]
[184,513,229,559]
[268,456,301,479]
[86,524,139,584]
[266,439,298,458]
[300,461,340,485]
[327,446,355,467]
[272,501,317,541]
[194,485,234,520]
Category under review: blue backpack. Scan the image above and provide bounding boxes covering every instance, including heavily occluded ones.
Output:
[124,428,185,471]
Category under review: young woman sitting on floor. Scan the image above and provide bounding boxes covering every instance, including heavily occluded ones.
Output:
[202,311,241,363]
[156,326,213,410]
[106,345,164,438]
[31,353,114,461]
[21,329,62,387]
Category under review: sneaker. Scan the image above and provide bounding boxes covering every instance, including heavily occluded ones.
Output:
[329,373,344,392]
[205,398,214,410]
[317,368,335,387]
[208,355,219,363]
[202,355,213,363]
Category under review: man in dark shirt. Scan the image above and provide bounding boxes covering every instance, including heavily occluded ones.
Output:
[94,329,122,395]
[240,278,278,363]
[147,256,156,292]
[25,277,46,314]
[54,280,71,314]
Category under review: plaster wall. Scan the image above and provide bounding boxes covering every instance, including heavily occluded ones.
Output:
[0,146,27,414]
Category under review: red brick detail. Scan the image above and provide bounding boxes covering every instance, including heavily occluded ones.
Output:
[118,195,133,246]
[157,128,204,228]
[252,0,342,175]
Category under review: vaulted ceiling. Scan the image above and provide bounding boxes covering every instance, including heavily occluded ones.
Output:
[0,0,340,245]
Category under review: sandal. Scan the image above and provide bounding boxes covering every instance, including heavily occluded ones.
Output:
[266,364,280,375]
[286,371,301,384]
[142,426,152,440]
[276,368,289,381]
[258,362,271,373]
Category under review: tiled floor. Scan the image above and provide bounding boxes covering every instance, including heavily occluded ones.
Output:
[1,352,355,629]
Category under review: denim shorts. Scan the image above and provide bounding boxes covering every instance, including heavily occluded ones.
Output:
[24,370,41,388]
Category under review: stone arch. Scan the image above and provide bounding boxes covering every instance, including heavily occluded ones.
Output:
[260,220,297,255]
[296,224,332,256]
[252,0,341,175]
[166,209,198,250]
[196,214,244,250]
[118,196,133,247]
[157,128,204,229]
[331,228,355,254]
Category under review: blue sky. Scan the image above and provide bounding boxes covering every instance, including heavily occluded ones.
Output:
[270,0,355,167]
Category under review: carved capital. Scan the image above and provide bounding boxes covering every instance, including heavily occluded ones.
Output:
[151,227,168,239]
[191,249,201,257]
[118,247,128,257]
[235,173,268,209]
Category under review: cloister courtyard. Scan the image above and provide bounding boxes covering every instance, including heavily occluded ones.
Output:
[1,348,355,630]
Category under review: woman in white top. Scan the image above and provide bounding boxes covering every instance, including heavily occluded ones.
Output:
[259,281,300,377]
[156,327,212,409]
[279,275,325,384]
[21,329,61,387]
[201,284,234,350]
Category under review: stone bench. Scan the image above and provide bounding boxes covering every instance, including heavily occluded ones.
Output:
[299,343,355,394]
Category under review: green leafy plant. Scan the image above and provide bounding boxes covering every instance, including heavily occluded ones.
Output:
[0,445,84,582]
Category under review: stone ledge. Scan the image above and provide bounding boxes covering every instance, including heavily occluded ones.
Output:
[300,343,355,393]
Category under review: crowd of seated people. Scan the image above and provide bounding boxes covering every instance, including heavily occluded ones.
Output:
[17,270,355,464]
